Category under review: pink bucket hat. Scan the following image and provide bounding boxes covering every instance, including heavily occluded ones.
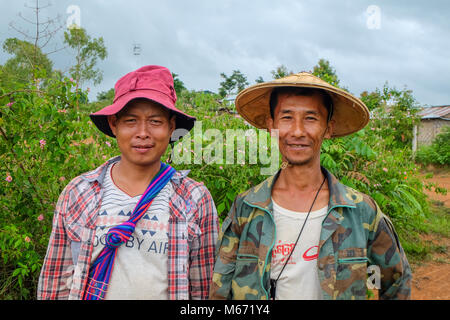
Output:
[90,65,195,141]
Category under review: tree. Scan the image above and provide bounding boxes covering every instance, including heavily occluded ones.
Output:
[3,0,63,87]
[63,27,107,88]
[1,38,53,86]
[96,88,115,101]
[218,70,249,97]
[271,65,293,79]
[172,72,186,95]
[255,76,265,83]
[312,59,340,87]
[360,90,383,111]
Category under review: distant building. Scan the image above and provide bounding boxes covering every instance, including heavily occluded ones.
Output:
[413,105,450,152]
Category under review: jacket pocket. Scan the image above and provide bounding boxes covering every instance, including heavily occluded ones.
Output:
[237,245,259,261]
[335,248,368,299]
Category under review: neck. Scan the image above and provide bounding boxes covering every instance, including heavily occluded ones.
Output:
[277,159,325,192]
[113,158,162,194]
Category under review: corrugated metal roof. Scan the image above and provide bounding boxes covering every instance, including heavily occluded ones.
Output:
[419,105,450,120]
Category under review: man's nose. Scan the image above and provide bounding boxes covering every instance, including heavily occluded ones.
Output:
[136,121,150,138]
[291,118,306,137]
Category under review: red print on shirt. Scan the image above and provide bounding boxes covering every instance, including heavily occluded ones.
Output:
[302,245,319,261]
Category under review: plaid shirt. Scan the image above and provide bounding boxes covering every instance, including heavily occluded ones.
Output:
[37,156,219,300]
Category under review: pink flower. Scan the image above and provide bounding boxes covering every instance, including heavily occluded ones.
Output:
[57,109,68,113]
[219,166,223,170]
[39,139,46,149]
[6,102,14,107]
[25,236,31,243]
[5,175,12,182]
[382,167,388,172]
[59,176,66,181]
[105,141,111,147]
[38,214,44,221]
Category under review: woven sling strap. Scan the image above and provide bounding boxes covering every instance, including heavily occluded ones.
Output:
[83,162,176,300]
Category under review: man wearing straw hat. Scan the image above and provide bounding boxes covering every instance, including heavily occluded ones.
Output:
[210,72,411,300]
[38,65,219,300]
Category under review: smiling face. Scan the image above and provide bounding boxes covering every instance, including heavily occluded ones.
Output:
[107,99,175,168]
[267,92,334,167]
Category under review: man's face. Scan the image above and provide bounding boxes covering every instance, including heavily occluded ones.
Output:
[107,99,175,168]
[267,92,334,166]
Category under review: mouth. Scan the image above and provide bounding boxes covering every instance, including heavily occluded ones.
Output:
[132,144,154,153]
[286,143,311,151]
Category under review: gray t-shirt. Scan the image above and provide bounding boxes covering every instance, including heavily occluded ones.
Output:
[92,163,173,299]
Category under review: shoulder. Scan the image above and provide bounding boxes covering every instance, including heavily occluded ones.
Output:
[172,170,214,204]
[55,160,110,211]
[339,183,386,233]
[343,184,378,212]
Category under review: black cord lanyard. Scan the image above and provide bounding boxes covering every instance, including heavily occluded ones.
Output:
[270,175,327,300]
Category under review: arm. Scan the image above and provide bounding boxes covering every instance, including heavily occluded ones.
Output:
[188,187,219,300]
[367,205,412,300]
[37,186,73,300]
[209,199,241,300]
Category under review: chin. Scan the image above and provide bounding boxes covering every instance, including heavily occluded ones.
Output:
[283,154,317,166]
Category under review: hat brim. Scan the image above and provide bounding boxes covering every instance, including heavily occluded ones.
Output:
[90,90,196,141]
[235,73,370,138]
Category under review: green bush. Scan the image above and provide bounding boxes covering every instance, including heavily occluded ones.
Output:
[415,126,450,166]
[0,76,441,299]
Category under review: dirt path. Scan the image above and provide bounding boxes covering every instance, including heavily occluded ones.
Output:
[411,235,450,300]
[410,170,449,300]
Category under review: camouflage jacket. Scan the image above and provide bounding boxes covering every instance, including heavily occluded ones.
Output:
[209,167,412,300]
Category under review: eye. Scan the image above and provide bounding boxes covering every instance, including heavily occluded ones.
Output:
[124,118,136,123]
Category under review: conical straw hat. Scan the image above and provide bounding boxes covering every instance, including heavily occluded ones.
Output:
[235,72,369,137]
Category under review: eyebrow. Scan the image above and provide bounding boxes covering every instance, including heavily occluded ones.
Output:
[121,113,166,118]
[279,109,320,115]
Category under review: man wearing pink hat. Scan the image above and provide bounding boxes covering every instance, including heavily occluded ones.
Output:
[38,65,219,300]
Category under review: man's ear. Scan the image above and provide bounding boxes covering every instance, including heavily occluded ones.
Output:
[324,119,335,139]
[167,114,176,142]
[107,115,118,136]
[169,115,176,134]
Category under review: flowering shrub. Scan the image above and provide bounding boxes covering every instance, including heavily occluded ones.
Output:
[0,74,115,299]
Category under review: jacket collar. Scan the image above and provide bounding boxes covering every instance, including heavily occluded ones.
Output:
[243,166,357,212]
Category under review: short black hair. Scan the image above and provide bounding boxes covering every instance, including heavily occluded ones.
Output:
[269,87,334,122]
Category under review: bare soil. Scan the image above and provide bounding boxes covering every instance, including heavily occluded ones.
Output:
[411,169,449,300]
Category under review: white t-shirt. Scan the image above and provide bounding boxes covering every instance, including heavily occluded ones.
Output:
[270,198,328,300]
[91,163,173,300]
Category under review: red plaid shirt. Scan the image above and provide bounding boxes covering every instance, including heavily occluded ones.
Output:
[37,157,219,300]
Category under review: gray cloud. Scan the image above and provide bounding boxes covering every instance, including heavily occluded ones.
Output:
[1,0,449,106]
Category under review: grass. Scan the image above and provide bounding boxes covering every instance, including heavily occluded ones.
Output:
[403,201,449,265]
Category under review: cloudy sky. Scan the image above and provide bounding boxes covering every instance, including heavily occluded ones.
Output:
[1,0,449,106]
